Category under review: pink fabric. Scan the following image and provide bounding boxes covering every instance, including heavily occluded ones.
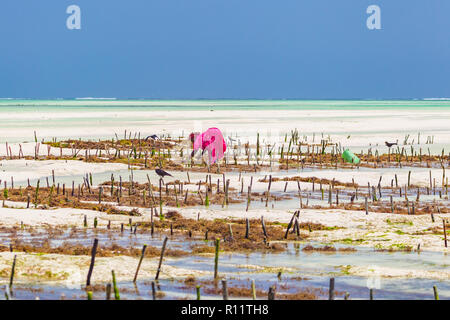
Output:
[193,127,227,164]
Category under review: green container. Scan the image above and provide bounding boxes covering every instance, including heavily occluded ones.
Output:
[342,149,360,164]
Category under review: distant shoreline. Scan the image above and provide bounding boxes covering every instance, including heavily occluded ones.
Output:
[1,98,450,102]
[0,99,449,111]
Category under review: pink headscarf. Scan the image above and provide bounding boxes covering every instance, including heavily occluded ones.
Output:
[192,127,227,164]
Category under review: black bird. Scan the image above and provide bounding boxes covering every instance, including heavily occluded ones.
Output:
[155,168,173,178]
[385,141,398,148]
[145,134,159,141]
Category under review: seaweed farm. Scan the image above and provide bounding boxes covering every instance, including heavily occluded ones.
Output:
[0,102,449,300]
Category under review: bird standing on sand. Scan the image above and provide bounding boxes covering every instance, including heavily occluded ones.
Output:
[145,134,159,141]
[385,141,398,148]
[155,168,173,179]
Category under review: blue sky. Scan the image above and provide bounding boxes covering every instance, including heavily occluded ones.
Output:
[0,0,448,99]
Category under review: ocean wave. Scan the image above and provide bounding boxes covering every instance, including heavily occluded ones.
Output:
[75,97,117,100]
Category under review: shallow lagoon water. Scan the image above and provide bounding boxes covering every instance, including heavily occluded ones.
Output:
[1,227,449,300]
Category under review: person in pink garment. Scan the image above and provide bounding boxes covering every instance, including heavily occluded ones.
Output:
[189,127,227,164]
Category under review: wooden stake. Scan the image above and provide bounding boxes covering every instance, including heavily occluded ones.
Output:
[133,244,147,283]
[294,218,300,238]
[86,238,99,287]
[245,218,250,239]
[268,286,276,300]
[329,278,335,300]
[228,224,234,241]
[159,178,163,218]
[261,216,268,238]
[246,186,251,212]
[433,285,439,300]
[225,179,230,205]
[284,211,299,239]
[443,219,448,248]
[265,175,272,207]
[251,279,256,300]
[112,270,120,300]
[196,285,201,300]
[106,283,111,300]
[222,279,228,300]
[407,171,411,188]
[365,197,368,215]
[9,255,17,292]
[155,236,168,280]
[214,238,220,279]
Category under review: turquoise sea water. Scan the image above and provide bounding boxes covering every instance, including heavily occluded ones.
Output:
[1,99,450,110]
